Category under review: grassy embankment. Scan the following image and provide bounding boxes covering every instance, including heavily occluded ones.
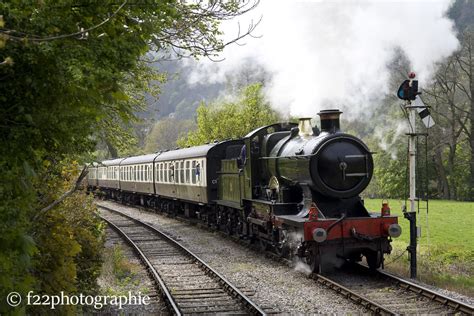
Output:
[363,199,473,296]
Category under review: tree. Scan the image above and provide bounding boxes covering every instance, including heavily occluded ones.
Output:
[423,28,474,200]
[178,83,279,146]
[145,117,195,152]
[455,28,474,200]
[0,0,260,311]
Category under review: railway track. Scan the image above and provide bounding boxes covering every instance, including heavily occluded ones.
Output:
[312,264,474,315]
[97,200,473,315]
[98,205,266,315]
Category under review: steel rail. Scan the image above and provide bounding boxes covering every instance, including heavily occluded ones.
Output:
[309,273,396,315]
[99,201,472,315]
[100,215,182,315]
[377,269,474,315]
[98,205,266,315]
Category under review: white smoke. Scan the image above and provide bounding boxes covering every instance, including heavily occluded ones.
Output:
[185,0,459,117]
[375,121,408,159]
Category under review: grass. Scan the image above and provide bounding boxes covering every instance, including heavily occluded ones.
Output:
[363,198,474,296]
[99,245,143,296]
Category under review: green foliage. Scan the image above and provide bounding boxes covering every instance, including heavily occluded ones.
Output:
[27,162,105,314]
[145,117,195,152]
[111,246,134,282]
[362,128,408,199]
[178,83,280,146]
[0,0,254,309]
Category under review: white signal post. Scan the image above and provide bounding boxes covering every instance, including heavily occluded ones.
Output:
[404,71,419,279]
[408,103,417,215]
[397,71,434,280]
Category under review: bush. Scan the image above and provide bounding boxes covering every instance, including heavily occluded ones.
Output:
[28,162,105,314]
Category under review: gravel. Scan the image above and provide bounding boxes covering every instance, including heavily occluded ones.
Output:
[97,201,367,314]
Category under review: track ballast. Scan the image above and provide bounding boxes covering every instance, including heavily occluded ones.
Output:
[315,264,474,315]
[98,205,266,315]
[97,200,473,315]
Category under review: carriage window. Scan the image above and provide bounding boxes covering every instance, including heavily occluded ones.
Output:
[145,165,148,182]
[180,161,184,184]
[175,162,180,183]
[196,161,201,182]
[170,163,175,182]
[185,161,190,184]
[175,162,179,183]
[164,163,167,182]
[191,161,196,184]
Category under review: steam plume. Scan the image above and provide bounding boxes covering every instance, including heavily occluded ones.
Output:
[185,0,459,117]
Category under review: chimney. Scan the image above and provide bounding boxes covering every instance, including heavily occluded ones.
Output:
[298,118,314,137]
[318,109,342,134]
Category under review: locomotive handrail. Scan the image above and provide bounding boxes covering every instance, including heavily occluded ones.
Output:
[259,155,313,160]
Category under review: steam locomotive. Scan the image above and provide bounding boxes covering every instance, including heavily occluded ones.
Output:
[88,109,401,272]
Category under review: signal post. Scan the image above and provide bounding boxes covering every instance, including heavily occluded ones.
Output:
[397,72,432,279]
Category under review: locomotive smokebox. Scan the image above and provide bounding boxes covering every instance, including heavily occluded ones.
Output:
[318,109,342,134]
